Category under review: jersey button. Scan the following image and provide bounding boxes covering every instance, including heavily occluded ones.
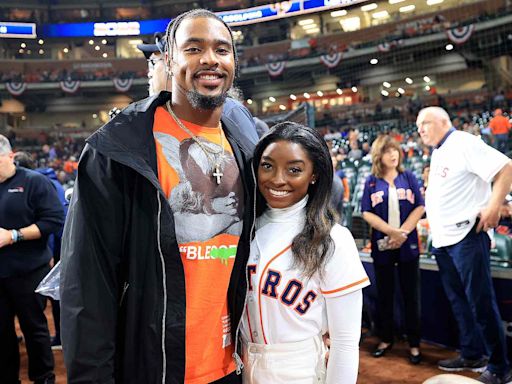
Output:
[252,331,258,338]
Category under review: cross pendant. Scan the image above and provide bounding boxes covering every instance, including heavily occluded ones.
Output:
[213,165,223,184]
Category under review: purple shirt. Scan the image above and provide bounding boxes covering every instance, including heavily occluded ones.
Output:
[361,170,425,265]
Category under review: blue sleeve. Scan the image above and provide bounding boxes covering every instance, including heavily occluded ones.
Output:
[406,170,424,207]
[361,175,373,213]
[336,169,346,179]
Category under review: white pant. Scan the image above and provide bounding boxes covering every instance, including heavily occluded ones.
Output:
[242,335,326,384]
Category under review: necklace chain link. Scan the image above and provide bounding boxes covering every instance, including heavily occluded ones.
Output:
[165,101,225,184]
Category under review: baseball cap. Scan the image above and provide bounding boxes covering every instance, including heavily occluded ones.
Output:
[137,32,166,59]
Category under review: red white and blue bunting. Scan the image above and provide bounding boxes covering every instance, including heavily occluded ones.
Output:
[377,39,404,52]
[113,77,133,92]
[60,79,80,94]
[319,52,343,69]
[446,24,475,45]
[266,61,286,77]
[5,81,27,96]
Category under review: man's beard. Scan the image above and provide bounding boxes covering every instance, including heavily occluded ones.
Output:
[186,88,228,110]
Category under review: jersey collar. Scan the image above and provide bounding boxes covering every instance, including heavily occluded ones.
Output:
[436,127,456,149]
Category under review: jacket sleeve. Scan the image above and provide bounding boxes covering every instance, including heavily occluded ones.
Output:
[60,144,126,384]
[30,173,65,236]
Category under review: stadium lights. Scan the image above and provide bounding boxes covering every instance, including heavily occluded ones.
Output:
[20,42,26,48]
[351,86,358,92]
[399,5,416,12]
[303,23,319,30]
[305,28,320,34]
[304,92,311,98]
[381,90,389,97]
[427,0,444,5]
[398,87,405,94]
[372,11,389,19]
[27,49,31,55]
[21,115,27,121]
[102,52,108,58]
[423,76,431,83]
[92,113,98,119]
[339,17,360,32]
[102,39,107,44]
[269,96,276,102]
[370,58,379,65]
[19,48,24,54]
[39,49,44,55]
[331,10,348,17]
[279,105,287,111]
[95,45,101,51]
[389,0,405,3]
[317,91,324,97]
[445,43,454,50]
[425,85,431,91]
[336,88,343,95]
[89,39,94,45]
[405,77,413,84]
[290,94,297,100]
[63,47,69,53]
[247,99,253,104]
[38,39,44,45]
[298,19,315,26]
[383,81,391,88]
[361,3,378,11]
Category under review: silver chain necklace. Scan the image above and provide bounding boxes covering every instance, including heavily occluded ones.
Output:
[165,101,225,184]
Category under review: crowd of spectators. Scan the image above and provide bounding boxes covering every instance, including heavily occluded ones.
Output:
[239,5,511,67]
[0,69,142,84]
[5,131,83,192]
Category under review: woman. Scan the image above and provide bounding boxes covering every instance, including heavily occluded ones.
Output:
[361,134,425,364]
[241,122,370,383]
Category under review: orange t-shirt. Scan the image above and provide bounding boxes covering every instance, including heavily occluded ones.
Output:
[489,115,511,135]
[153,107,244,383]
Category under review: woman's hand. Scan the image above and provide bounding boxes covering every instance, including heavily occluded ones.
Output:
[388,228,408,249]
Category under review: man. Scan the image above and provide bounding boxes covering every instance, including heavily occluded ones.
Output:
[14,151,67,350]
[137,30,266,138]
[417,106,512,384]
[0,135,64,384]
[61,9,258,384]
[488,108,511,154]
[137,32,170,96]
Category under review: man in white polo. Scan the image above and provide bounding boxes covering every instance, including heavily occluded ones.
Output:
[417,106,512,384]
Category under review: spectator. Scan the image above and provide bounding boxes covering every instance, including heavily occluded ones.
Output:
[361,135,425,365]
[347,141,363,161]
[0,135,64,384]
[488,108,511,153]
[417,106,512,384]
[137,32,169,96]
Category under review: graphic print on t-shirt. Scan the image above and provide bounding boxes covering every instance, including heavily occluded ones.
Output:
[154,133,243,244]
[153,106,244,383]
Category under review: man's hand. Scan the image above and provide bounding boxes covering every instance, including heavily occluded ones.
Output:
[476,205,501,233]
[0,228,13,248]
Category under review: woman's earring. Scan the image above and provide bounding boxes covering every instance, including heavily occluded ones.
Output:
[311,180,316,185]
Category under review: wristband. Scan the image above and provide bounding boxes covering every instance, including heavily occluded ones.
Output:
[16,230,24,242]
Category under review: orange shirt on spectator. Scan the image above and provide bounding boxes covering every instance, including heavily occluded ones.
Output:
[489,115,511,135]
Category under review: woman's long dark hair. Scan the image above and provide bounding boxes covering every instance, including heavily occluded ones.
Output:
[253,121,337,278]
